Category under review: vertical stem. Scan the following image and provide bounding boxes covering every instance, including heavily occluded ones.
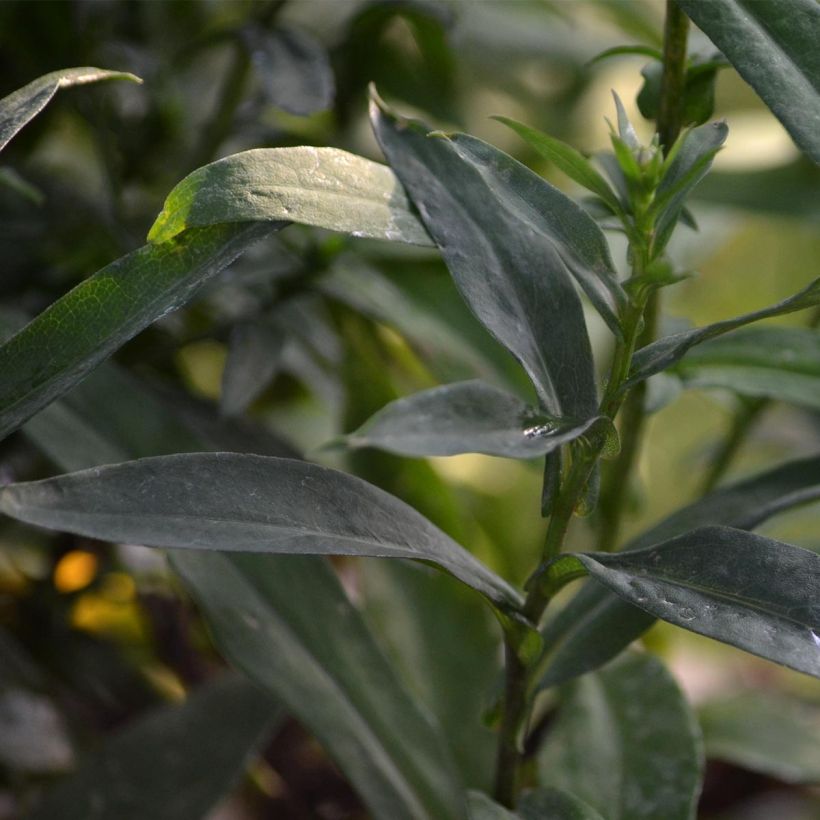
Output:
[657,0,690,152]
[493,643,529,807]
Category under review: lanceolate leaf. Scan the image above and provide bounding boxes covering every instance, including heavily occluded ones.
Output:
[572,527,820,677]
[676,0,820,162]
[172,552,468,820]
[0,453,522,612]
[538,652,703,820]
[0,67,141,153]
[627,278,820,388]
[28,674,281,820]
[673,326,820,410]
[537,455,820,689]
[0,223,273,443]
[343,380,611,459]
[147,147,433,246]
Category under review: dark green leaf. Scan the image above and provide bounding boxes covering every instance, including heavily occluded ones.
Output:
[537,455,820,689]
[173,552,468,820]
[628,278,820,387]
[28,674,281,820]
[0,452,522,612]
[343,380,611,459]
[492,117,621,213]
[699,692,820,784]
[538,652,703,820]
[147,147,433,246]
[0,67,140,153]
[573,526,820,677]
[677,0,820,162]
[519,788,606,820]
[588,45,663,65]
[673,326,820,410]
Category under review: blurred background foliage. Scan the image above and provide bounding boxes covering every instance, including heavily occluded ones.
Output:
[0,1,818,818]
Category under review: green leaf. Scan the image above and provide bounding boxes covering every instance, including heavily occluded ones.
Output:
[492,117,621,213]
[172,552,468,820]
[0,67,141,153]
[343,380,611,459]
[518,788,606,820]
[673,326,820,410]
[28,673,281,820]
[611,91,640,151]
[538,652,703,820]
[573,526,820,677]
[628,278,820,387]
[0,452,522,612]
[537,455,820,689]
[0,223,273,443]
[676,0,820,162]
[699,692,820,784]
[147,147,433,246]
[467,792,518,820]
[588,44,663,65]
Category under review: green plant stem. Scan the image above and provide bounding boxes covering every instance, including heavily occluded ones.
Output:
[657,0,690,152]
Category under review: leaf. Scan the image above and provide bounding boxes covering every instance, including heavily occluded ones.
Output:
[538,652,703,820]
[467,792,518,820]
[0,223,273,443]
[588,44,663,65]
[611,91,640,151]
[627,278,820,388]
[0,452,522,612]
[698,692,820,784]
[672,326,820,410]
[27,674,280,820]
[537,455,820,689]
[147,147,433,246]
[676,0,820,162]
[518,788,606,820]
[0,67,141,153]
[172,551,468,820]
[492,117,621,213]
[572,526,820,678]
[342,380,611,459]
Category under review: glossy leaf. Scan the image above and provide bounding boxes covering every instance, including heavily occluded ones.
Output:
[0,67,140,153]
[492,116,621,213]
[172,551,468,820]
[677,0,820,162]
[519,788,606,820]
[628,278,820,388]
[699,692,820,784]
[572,526,820,677]
[538,652,703,820]
[673,326,820,410]
[147,147,433,246]
[0,223,273,443]
[28,673,281,820]
[343,380,611,459]
[537,455,820,689]
[0,452,522,612]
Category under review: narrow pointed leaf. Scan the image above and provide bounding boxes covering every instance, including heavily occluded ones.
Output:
[147,147,433,246]
[28,674,281,820]
[173,551,468,820]
[673,326,820,409]
[572,526,820,677]
[538,455,820,688]
[538,652,703,820]
[492,117,621,213]
[612,92,640,150]
[344,380,610,459]
[628,278,820,387]
[0,67,141,153]
[676,0,820,162]
[0,452,522,612]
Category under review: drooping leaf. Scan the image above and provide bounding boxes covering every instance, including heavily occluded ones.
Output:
[0,452,522,612]
[537,455,820,689]
[0,67,140,153]
[538,652,703,820]
[699,692,820,784]
[518,788,606,820]
[28,673,281,820]
[342,380,611,459]
[570,526,820,677]
[676,0,820,162]
[672,326,820,410]
[628,278,820,388]
[147,147,433,246]
[0,223,273,443]
[173,551,468,820]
